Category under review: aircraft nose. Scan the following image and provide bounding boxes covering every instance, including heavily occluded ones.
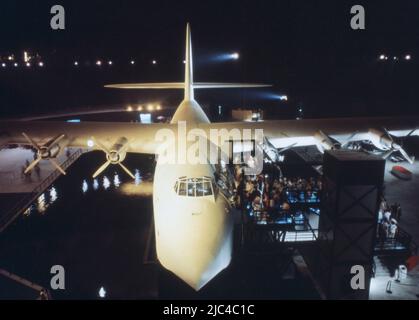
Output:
[162,233,232,291]
[157,207,233,291]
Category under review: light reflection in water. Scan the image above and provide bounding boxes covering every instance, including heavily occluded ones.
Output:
[81,169,141,194]
[113,173,121,188]
[103,176,110,190]
[22,185,59,217]
[23,206,32,217]
[37,193,47,214]
[50,187,58,204]
[135,169,142,186]
[82,180,88,193]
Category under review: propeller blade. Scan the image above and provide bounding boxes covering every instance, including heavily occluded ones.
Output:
[92,160,111,178]
[278,143,297,154]
[407,128,417,137]
[49,158,66,175]
[398,147,415,164]
[49,134,66,149]
[118,162,135,179]
[316,143,325,154]
[341,131,358,148]
[382,127,394,143]
[22,132,41,151]
[382,150,394,160]
[92,137,111,154]
[24,157,41,174]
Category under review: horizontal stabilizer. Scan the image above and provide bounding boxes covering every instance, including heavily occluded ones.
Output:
[194,82,271,89]
[105,83,184,89]
[105,82,271,89]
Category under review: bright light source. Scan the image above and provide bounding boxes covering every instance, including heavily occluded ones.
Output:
[74,61,79,66]
[98,287,106,298]
[137,105,143,111]
[393,56,398,61]
[108,60,113,65]
[231,52,240,60]
[7,56,13,61]
[38,62,44,67]
[183,60,186,64]
[156,105,161,110]
[26,62,31,67]
[147,104,154,111]
[14,63,18,67]
[405,54,411,60]
[130,60,135,65]
[87,139,95,148]
[152,60,157,65]
[279,95,288,101]
[1,63,6,68]
[379,54,386,60]
[126,105,133,112]
[96,60,102,66]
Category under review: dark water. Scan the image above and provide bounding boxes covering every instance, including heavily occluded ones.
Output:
[0,151,158,299]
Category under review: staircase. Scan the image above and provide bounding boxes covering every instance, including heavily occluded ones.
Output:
[0,148,83,233]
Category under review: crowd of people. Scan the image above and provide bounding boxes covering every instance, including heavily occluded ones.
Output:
[377,197,402,241]
[233,167,322,225]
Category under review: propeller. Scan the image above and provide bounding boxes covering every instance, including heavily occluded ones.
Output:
[341,131,359,148]
[91,137,135,179]
[381,128,415,164]
[22,133,67,175]
[278,142,297,154]
[262,136,296,163]
[314,130,340,153]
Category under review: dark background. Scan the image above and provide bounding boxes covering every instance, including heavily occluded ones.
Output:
[0,0,418,119]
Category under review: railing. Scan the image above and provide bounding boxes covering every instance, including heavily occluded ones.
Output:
[246,213,319,245]
[375,225,418,256]
[0,268,51,300]
[0,149,83,233]
[283,216,319,242]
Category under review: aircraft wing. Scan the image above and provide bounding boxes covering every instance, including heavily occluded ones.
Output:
[0,120,175,155]
[198,116,419,150]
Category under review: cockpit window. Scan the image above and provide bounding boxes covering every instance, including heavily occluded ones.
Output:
[174,177,214,197]
[178,182,187,196]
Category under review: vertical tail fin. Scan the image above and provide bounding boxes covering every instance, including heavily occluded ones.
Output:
[104,23,270,93]
[184,23,194,101]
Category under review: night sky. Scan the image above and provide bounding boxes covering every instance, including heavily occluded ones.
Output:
[0,0,418,119]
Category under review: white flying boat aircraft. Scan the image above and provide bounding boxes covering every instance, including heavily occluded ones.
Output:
[1,24,419,290]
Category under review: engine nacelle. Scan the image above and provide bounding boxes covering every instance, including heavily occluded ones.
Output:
[314,130,337,153]
[107,137,129,164]
[39,134,68,159]
[368,129,395,150]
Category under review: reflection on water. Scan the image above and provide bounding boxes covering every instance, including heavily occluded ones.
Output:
[119,181,153,197]
[23,186,60,217]
[22,170,144,218]
[50,187,58,203]
[98,286,107,299]
[135,169,142,185]
[93,178,99,190]
[113,173,121,188]
[0,152,157,299]
[103,176,110,190]
[82,180,88,193]
[81,170,143,195]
